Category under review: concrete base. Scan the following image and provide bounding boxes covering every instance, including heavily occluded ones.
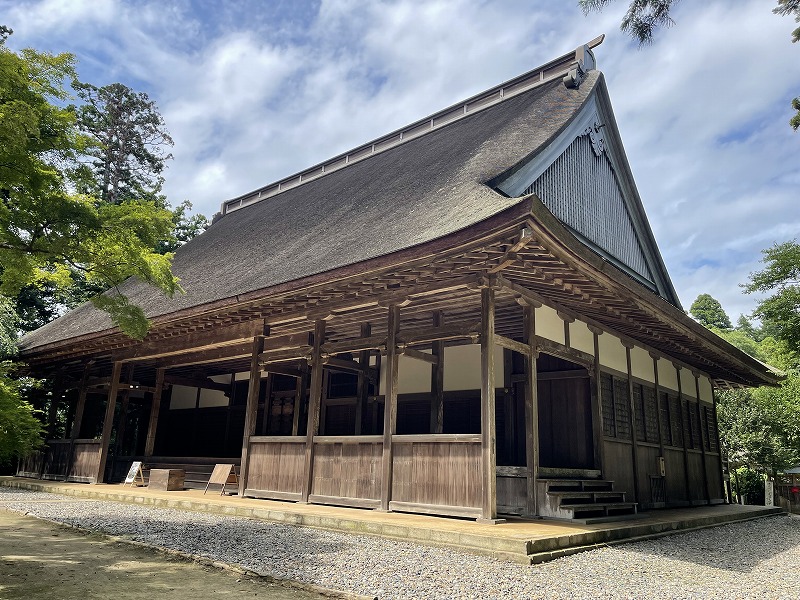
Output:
[0,476,785,565]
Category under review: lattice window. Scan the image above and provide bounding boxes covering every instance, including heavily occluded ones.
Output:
[643,386,659,444]
[634,383,646,442]
[601,373,616,437]
[613,377,631,440]
[689,402,702,449]
[524,134,654,282]
[705,406,718,452]
[669,395,684,447]
[682,399,694,449]
[660,392,672,446]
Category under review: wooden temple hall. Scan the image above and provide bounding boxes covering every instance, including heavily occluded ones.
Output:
[17,37,779,523]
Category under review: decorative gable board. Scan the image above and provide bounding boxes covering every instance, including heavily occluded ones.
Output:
[494,90,680,306]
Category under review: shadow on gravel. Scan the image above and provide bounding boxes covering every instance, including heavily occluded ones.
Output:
[623,515,800,572]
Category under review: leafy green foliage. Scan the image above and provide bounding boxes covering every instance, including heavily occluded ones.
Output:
[0,296,19,358]
[157,200,209,254]
[0,362,44,463]
[690,293,732,330]
[745,240,800,354]
[71,82,174,206]
[579,0,800,129]
[0,37,180,339]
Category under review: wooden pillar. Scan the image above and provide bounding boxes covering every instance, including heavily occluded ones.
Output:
[625,345,640,504]
[260,374,273,435]
[239,332,267,497]
[292,364,308,436]
[523,304,539,516]
[651,354,668,504]
[711,386,726,501]
[144,368,165,457]
[429,311,445,434]
[45,372,64,440]
[694,374,711,503]
[112,365,134,462]
[65,363,92,481]
[95,361,124,484]
[379,306,400,511]
[355,323,371,436]
[479,287,499,522]
[301,320,326,502]
[591,329,606,476]
[675,366,692,503]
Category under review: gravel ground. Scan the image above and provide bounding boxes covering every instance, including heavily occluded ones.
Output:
[1,487,799,599]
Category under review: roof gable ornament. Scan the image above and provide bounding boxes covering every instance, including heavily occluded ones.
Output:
[582,119,606,156]
[563,43,598,89]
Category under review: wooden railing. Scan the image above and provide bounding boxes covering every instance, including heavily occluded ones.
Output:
[41,440,71,480]
[244,436,306,501]
[16,450,43,478]
[390,434,483,518]
[67,440,101,483]
[309,436,383,508]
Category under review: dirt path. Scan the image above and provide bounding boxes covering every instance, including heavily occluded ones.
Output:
[0,509,326,600]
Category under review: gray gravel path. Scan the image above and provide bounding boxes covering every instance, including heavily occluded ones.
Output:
[1,487,798,599]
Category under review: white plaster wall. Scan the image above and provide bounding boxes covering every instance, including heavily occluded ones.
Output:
[630,346,655,382]
[681,369,698,398]
[535,304,564,345]
[657,360,680,392]
[199,388,229,408]
[380,352,433,395]
[169,384,198,410]
[597,332,627,374]
[699,376,714,402]
[569,319,595,355]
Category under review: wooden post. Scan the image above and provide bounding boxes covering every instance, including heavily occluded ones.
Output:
[260,374,274,435]
[429,311,445,434]
[239,331,267,497]
[675,366,692,503]
[591,330,606,476]
[694,374,711,503]
[523,304,539,516]
[652,354,668,504]
[380,305,400,511]
[292,364,308,436]
[45,372,64,441]
[625,346,640,504]
[65,363,92,481]
[711,386,726,500]
[479,287,499,522]
[144,368,166,457]
[355,323,371,435]
[112,365,134,466]
[95,361,124,484]
[301,320,326,502]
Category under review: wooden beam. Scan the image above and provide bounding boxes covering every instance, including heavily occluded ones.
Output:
[494,334,531,357]
[695,375,711,503]
[652,355,667,505]
[321,335,386,356]
[238,332,267,496]
[626,347,640,504]
[65,363,92,482]
[261,346,312,365]
[151,341,254,369]
[479,287,500,522]
[301,320,326,502]
[144,368,165,457]
[397,322,480,346]
[399,347,438,365]
[95,361,124,484]
[380,305,400,511]
[676,366,692,503]
[429,311,444,434]
[592,331,606,479]
[523,304,539,517]
[163,374,230,392]
[292,364,308,436]
[115,320,261,361]
[354,323,371,436]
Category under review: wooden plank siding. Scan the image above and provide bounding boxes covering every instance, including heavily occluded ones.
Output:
[310,437,383,507]
[245,437,305,500]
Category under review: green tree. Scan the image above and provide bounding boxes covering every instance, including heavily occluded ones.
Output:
[72,82,174,206]
[579,0,800,130]
[690,293,732,329]
[0,35,180,339]
[745,240,800,354]
[0,362,44,464]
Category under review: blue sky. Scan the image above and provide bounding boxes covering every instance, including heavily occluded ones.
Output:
[2,0,798,321]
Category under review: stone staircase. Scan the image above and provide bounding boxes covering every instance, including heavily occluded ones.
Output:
[537,467,637,522]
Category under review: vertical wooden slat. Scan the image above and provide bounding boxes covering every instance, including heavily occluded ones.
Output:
[480,287,498,521]
[429,311,445,434]
[523,304,539,516]
[695,374,711,503]
[301,320,326,502]
[144,368,165,457]
[95,361,124,484]
[625,346,640,504]
[355,323,371,435]
[380,305,400,511]
[239,331,267,496]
